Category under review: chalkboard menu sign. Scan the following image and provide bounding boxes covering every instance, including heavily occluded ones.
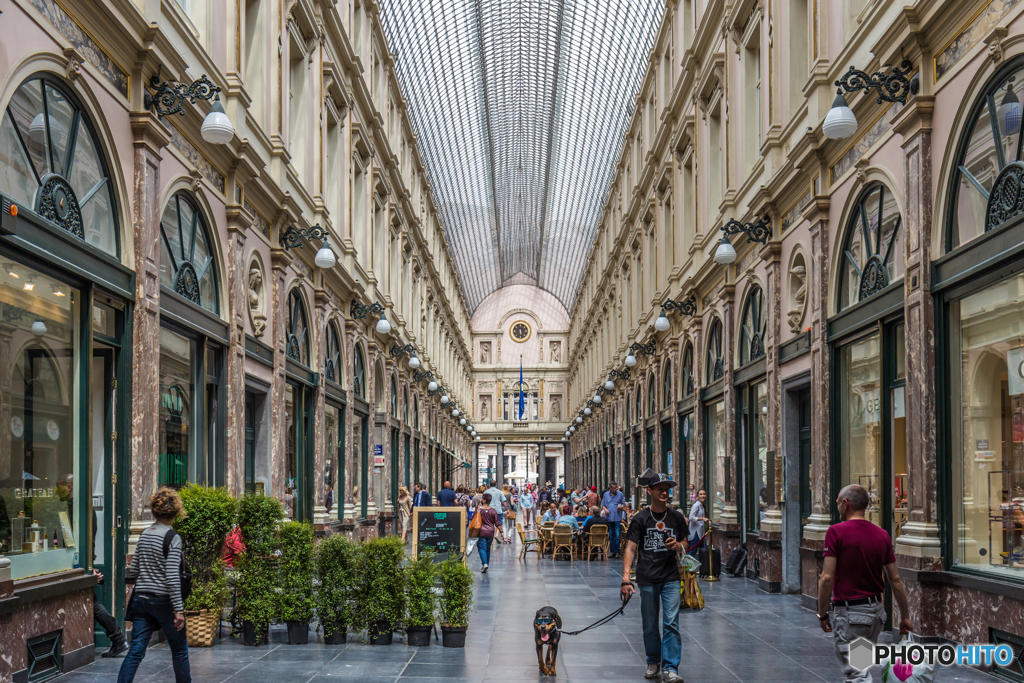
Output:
[411,506,467,561]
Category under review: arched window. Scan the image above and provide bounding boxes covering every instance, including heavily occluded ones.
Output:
[160,192,219,314]
[626,394,631,425]
[648,376,657,415]
[1,75,119,256]
[706,318,724,383]
[680,343,694,397]
[353,345,366,399]
[390,377,398,418]
[838,183,903,312]
[739,285,766,365]
[662,361,673,407]
[635,387,642,423]
[413,395,419,429]
[948,62,1024,249]
[286,290,309,365]
[324,321,342,383]
[404,388,409,422]
[374,363,385,412]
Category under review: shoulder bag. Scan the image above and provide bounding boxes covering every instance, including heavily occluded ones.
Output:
[469,509,483,538]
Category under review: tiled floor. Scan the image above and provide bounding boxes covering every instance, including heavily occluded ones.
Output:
[57,538,996,682]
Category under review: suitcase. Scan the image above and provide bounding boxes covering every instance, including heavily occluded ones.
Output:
[730,550,747,577]
[698,546,721,577]
[726,547,747,577]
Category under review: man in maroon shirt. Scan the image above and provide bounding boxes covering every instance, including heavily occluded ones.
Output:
[817,484,912,682]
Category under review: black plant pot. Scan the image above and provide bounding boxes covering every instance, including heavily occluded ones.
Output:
[323,622,347,644]
[440,625,466,648]
[286,620,310,645]
[406,625,432,647]
[241,621,268,647]
[369,620,394,645]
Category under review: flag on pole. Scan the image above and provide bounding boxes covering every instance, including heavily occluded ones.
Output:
[519,355,525,420]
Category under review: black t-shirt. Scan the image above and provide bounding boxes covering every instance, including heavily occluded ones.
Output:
[625,507,687,585]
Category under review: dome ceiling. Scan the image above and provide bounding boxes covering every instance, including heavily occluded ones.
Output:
[378,0,663,314]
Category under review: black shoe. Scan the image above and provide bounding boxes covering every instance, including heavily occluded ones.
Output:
[102,641,128,658]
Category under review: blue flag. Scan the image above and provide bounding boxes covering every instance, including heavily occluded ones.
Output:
[519,356,525,420]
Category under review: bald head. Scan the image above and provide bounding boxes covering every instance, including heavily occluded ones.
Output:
[837,484,869,513]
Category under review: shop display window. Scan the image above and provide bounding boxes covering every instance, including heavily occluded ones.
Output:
[159,328,193,488]
[0,263,80,579]
[706,399,726,525]
[839,333,884,526]
[953,273,1024,579]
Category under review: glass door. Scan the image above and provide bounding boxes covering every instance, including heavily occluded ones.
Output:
[91,344,116,647]
[680,412,695,506]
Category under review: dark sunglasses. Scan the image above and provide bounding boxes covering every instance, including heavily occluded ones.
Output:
[535,617,555,625]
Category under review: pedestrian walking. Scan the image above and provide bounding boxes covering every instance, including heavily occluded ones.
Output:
[117,487,190,683]
[620,473,687,683]
[437,480,456,507]
[413,482,432,508]
[600,481,626,558]
[687,490,710,557]
[484,480,508,541]
[398,486,413,544]
[476,493,505,573]
[519,483,535,529]
[818,484,912,683]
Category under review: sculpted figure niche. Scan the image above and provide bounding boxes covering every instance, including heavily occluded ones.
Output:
[249,265,267,337]
[550,340,561,363]
[481,396,490,421]
[550,395,561,421]
[787,261,807,334]
[480,341,491,364]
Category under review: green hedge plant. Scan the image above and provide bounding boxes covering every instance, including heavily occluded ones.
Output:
[405,551,438,628]
[173,484,236,612]
[438,557,474,628]
[278,522,314,623]
[358,536,406,632]
[314,535,359,636]
[235,495,283,635]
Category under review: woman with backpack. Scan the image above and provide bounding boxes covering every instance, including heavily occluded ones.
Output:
[118,487,191,683]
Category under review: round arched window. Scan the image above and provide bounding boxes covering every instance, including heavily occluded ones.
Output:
[837,184,903,312]
[662,360,673,407]
[948,63,1024,248]
[705,318,724,384]
[160,192,219,313]
[353,345,366,399]
[1,75,119,255]
[680,343,694,397]
[324,321,342,383]
[740,286,766,365]
[286,290,309,365]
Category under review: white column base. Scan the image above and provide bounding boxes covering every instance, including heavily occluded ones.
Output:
[313,505,330,526]
[761,508,783,533]
[128,519,151,556]
[802,513,832,542]
[894,521,942,558]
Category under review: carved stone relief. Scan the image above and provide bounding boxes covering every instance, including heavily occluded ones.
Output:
[480,395,491,421]
[480,340,491,364]
[248,258,268,337]
[550,394,562,421]
[550,340,562,363]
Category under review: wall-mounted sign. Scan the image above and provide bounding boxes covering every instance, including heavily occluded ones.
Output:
[254,482,265,496]
[373,455,386,466]
[46,420,60,441]
[374,444,384,456]
[976,439,989,450]
[10,416,23,438]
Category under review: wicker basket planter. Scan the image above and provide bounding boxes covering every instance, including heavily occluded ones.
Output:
[185,610,219,647]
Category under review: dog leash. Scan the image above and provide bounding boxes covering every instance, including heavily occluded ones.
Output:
[558,592,632,637]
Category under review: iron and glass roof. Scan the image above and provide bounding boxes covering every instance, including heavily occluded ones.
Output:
[379,0,663,314]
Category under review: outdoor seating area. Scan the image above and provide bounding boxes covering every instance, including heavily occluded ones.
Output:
[524,521,611,562]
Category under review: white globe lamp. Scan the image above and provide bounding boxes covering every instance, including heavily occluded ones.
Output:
[452,408,460,417]
[200,97,234,144]
[624,352,637,367]
[593,393,601,403]
[31,318,47,336]
[375,314,392,335]
[605,379,615,391]
[427,380,438,392]
[576,416,583,424]
[654,311,671,332]
[584,407,592,416]
[714,236,737,265]
[441,394,449,404]
[460,418,466,426]
[822,93,858,140]
[408,353,420,369]
[314,241,336,269]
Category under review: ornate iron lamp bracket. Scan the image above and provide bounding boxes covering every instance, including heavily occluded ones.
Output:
[597,385,614,396]
[390,344,416,359]
[351,301,385,319]
[428,385,444,397]
[413,371,433,383]
[145,67,221,117]
[629,341,656,356]
[663,295,698,317]
[280,223,329,251]
[723,214,772,245]
[835,58,918,105]
[608,369,631,381]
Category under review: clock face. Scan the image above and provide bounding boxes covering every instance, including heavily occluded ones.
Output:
[510,321,531,343]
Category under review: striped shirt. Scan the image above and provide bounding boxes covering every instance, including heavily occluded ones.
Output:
[126,523,183,612]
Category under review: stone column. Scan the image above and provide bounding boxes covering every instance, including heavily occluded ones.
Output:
[312,289,329,526]
[342,320,360,525]
[893,95,942,630]
[760,240,784,590]
[270,248,290,506]
[719,285,740,558]
[472,442,479,489]
[690,319,704,492]
[128,112,168,550]
[223,205,250,497]
[495,442,504,487]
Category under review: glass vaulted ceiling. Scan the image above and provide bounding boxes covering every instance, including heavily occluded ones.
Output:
[379,0,663,314]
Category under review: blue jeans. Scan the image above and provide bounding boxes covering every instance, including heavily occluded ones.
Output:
[118,594,191,683]
[639,582,681,673]
[607,521,621,554]
[687,531,705,557]
[477,535,494,566]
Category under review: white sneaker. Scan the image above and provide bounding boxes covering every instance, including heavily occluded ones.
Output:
[644,664,660,679]
[661,671,682,683]
[481,564,488,573]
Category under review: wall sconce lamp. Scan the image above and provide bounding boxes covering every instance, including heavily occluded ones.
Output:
[390,344,420,368]
[823,59,918,140]
[281,223,336,268]
[145,68,233,144]
[715,215,772,265]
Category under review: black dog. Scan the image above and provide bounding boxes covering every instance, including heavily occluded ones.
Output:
[534,606,562,676]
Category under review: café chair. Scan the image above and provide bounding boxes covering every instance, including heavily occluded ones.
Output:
[540,523,556,555]
[586,525,609,561]
[551,524,575,563]
[517,522,542,559]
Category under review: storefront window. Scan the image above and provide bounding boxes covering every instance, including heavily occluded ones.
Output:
[353,345,366,399]
[160,193,219,313]
[286,290,308,366]
[750,383,768,529]
[839,332,884,527]
[324,321,342,383]
[0,264,79,579]
[662,361,672,407]
[949,63,1024,249]
[740,286,766,365]
[954,274,1024,579]
[285,385,297,518]
[706,318,724,383]
[706,400,726,524]
[1,76,119,256]
[351,417,363,514]
[159,328,192,488]
[326,403,344,519]
[681,344,694,397]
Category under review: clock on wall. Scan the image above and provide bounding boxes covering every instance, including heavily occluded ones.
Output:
[510,320,531,343]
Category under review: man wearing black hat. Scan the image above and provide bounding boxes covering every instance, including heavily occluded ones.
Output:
[621,471,687,683]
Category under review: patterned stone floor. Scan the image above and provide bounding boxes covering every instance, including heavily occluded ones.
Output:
[54,538,997,682]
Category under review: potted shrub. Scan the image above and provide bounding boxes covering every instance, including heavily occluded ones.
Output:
[404,551,438,646]
[358,536,405,645]
[278,521,314,644]
[235,494,283,646]
[174,484,236,647]
[314,535,359,644]
[438,557,474,648]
